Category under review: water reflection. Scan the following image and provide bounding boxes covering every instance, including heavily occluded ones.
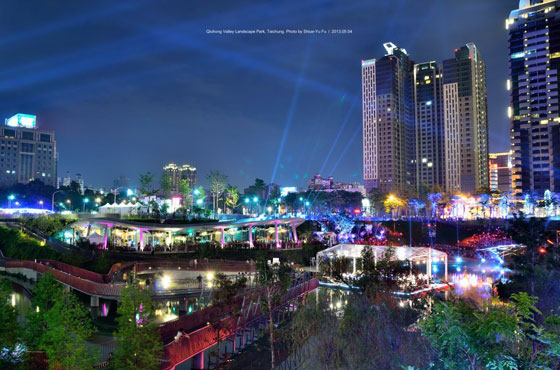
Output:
[8,284,32,322]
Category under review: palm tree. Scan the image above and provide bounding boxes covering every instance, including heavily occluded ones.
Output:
[427,192,443,219]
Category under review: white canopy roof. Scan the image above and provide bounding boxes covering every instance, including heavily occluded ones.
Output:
[316,244,447,262]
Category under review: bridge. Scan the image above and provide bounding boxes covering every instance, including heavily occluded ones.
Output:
[157,277,319,369]
[1,259,256,301]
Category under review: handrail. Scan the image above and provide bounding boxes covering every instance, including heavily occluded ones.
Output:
[159,278,319,369]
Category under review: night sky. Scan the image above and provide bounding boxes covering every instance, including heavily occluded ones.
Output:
[0,0,516,189]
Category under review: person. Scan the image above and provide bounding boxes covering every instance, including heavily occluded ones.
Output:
[197,274,202,289]
[174,328,189,342]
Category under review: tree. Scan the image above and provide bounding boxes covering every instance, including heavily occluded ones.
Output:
[427,192,443,218]
[368,189,386,217]
[0,279,22,368]
[383,194,405,218]
[207,171,228,218]
[178,179,192,217]
[420,293,560,370]
[159,172,173,198]
[138,172,155,196]
[257,259,291,370]
[225,186,240,214]
[113,284,162,370]
[24,272,98,369]
[209,273,246,367]
[40,290,99,369]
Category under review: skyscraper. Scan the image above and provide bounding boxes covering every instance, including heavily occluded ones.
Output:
[507,0,560,195]
[0,114,57,188]
[362,42,416,195]
[163,162,196,194]
[414,62,445,193]
[442,43,489,194]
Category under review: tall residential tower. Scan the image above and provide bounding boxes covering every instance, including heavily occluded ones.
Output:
[414,62,445,193]
[507,0,560,195]
[442,44,489,194]
[362,42,416,195]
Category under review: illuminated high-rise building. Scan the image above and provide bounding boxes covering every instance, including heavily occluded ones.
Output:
[0,114,57,188]
[507,0,560,195]
[163,162,196,194]
[362,42,416,195]
[489,151,513,192]
[442,43,489,194]
[414,62,445,193]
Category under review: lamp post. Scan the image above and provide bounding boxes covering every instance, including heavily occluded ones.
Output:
[66,199,71,212]
[51,190,63,213]
[253,196,259,215]
[39,200,44,209]
[82,198,89,213]
[8,194,15,208]
[112,187,129,204]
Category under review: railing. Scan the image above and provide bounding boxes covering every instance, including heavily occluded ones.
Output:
[4,260,124,297]
[159,278,319,369]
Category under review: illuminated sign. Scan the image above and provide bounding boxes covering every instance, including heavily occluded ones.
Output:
[280,187,297,197]
[6,114,36,128]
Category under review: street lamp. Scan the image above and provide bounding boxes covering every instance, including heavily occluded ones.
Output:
[51,190,63,213]
[82,198,89,213]
[112,187,129,203]
[66,199,71,212]
[8,194,15,208]
[38,200,44,209]
[14,201,20,207]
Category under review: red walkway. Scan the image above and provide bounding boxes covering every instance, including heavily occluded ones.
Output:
[159,278,319,369]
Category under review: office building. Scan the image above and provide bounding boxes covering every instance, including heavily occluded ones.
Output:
[489,151,513,192]
[414,62,445,193]
[442,43,489,194]
[62,171,71,187]
[307,173,366,194]
[163,162,196,194]
[0,114,57,188]
[362,42,416,195]
[507,0,560,195]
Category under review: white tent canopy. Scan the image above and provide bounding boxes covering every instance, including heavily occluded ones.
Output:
[316,244,448,280]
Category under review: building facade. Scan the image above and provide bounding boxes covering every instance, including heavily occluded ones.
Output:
[507,0,560,195]
[489,151,513,193]
[0,114,57,188]
[163,162,196,194]
[414,61,446,193]
[362,42,416,195]
[442,44,490,194]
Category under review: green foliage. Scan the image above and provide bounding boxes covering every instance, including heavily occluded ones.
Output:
[289,292,431,369]
[0,226,60,260]
[159,172,173,196]
[113,284,162,370]
[420,294,560,370]
[0,279,22,367]
[209,273,246,366]
[21,215,74,236]
[257,258,291,370]
[24,272,98,369]
[138,172,155,196]
[40,292,98,369]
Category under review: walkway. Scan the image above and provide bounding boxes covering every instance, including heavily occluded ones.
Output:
[159,277,319,369]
